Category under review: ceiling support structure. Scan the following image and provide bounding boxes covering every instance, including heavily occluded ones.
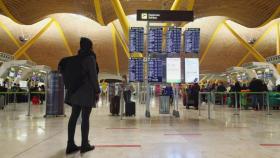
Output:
[112,22,129,58]
[92,0,105,26]
[0,21,32,60]
[53,20,73,56]
[259,5,280,27]
[0,0,22,24]
[199,21,225,64]
[236,22,277,66]
[180,0,196,27]
[224,21,266,62]
[110,0,130,39]
[14,19,54,59]
[277,22,280,55]
[111,24,120,75]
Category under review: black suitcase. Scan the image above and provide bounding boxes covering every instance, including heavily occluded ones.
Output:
[110,96,120,115]
[125,101,135,116]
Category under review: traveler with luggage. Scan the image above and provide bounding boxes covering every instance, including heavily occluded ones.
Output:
[59,37,100,154]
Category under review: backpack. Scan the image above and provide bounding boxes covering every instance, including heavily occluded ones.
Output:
[58,55,86,93]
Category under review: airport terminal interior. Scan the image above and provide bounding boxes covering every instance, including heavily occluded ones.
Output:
[0,0,280,158]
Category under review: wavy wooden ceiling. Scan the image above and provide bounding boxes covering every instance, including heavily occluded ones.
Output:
[0,0,279,75]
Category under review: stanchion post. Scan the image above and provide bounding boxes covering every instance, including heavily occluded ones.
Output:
[266,92,272,115]
[198,92,201,116]
[27,91,31,116]
[233,92,239,115]
[207,93,210,120]
[13,92,16,111]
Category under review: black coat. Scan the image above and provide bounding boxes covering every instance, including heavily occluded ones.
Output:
[69,55,99,107]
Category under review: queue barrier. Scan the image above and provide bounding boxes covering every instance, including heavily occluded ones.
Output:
[0,91,46,116]
[199,91,277,119]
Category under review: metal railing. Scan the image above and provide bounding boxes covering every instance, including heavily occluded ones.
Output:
[0,91,46,116]
[198,91,278,119]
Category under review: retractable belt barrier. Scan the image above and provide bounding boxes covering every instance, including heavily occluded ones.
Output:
[0,91,46,116]
[199,91,276,119]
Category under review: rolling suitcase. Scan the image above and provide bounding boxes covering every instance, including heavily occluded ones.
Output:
[0,95,5,110]
[125,101,135,116]
[110,96,120,115]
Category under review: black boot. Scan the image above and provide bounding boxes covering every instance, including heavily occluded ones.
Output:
[80,142,95,153]
[66,141,80,154]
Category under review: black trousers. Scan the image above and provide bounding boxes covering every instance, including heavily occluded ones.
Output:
[68,105,92,145]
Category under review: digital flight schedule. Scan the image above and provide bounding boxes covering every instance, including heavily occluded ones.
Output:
[184,28,200,53]
[166,28,181,53]
[129,27,144,53]
[148,58,163,82]
[129,58,144,82]
[148,27,163,53]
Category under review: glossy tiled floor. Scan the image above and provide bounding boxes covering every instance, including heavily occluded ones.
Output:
[0,97,280,158]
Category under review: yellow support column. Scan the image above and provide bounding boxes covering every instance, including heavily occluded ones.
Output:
[276,22,280,72]
[112,22,130,58]
[0,21,32,60]
[110,0,130,39]
[92,0,105,26]
[14,19,54,59]
[111,24,120,75]
[224,21,266,62]
[236,22,277,66]
[53,20,73,56]
[200,21,225,64]
[0,0,22,24]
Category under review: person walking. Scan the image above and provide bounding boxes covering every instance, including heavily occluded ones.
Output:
[59,37,100,154]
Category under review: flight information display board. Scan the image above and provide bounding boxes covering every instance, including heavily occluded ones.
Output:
[148,58,163,82]
[129,58,144,82]
[166,58,181,83]
[184,28,200,53]
[185,58,199,83]
[129,27,144,53]
[148,27,163,53]
[166,28,181,53]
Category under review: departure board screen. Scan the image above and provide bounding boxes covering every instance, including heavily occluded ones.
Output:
[148,58,163,82]
[129,58,144,82]
[185,58,199,83]
[148,27,162,53]
[166,28,181,53]
[184,28,200,53]
[166,58,181,83]
[129,27,144,53]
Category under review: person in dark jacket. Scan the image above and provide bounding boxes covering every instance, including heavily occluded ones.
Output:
[60,37,100,154]
[192,83,200,110]
[249,78,264,110]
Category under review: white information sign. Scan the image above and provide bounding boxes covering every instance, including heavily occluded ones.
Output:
[185,58,199,83]
[166,58,181,83]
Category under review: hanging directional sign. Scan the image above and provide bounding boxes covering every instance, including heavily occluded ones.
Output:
[148,58,163,82]
[129,58,144,82]
[148,27,163,53]
[129,27,144,53]
[137,10,194,22]
[166,28,181,53]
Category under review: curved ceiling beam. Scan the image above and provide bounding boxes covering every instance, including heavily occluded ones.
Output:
[14,19,54,59]
[277,22,280,55]
[92,0,105,26]
[111,24,120,75]
[53,20,73,56]
[112,22,129,58]
[199,21,225,64]
[0,21,32,60]
[110,0,129,39]
[0,0,21,24]
[236,22,277,66]
[259,5,280,28]
[224,21,265,62]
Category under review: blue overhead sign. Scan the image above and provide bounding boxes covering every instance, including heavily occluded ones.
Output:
[148,58,163,82]
[129,58,144,82]
[185,28,200,53]
[166,28,181,53]
[129,27,144,53]
[148,27,162,53]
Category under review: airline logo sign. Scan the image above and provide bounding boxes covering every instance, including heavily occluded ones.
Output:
[266,55,280,64]
[137,10,194,22]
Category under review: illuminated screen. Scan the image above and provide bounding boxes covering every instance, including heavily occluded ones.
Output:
[166,58,181,83]
[19,81,27,88]
[185,58,199,83]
